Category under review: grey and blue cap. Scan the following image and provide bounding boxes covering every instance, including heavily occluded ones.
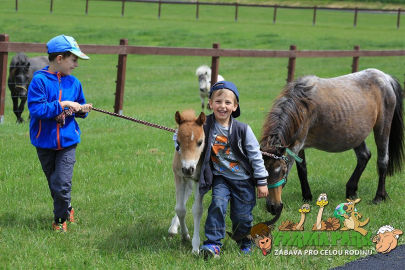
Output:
[47,35,89,60]
[209,81,240,118]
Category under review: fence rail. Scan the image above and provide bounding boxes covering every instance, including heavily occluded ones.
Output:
[1,33,405,123]
[12,0,404,28]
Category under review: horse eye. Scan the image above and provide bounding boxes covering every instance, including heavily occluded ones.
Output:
[197,140,203,147]
[176,140,180,147]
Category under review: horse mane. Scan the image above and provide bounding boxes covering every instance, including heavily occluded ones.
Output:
[261,77,315,150]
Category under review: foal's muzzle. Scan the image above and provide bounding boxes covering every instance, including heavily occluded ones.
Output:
[182,167,195,176]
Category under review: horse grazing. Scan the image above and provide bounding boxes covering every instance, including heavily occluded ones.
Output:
[168,109,206,254]
[195,65,224,110]
[260,68,404,221]
[8,53,49,123]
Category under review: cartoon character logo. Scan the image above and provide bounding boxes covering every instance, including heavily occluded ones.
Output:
[373,225,403,254]
[312,193,340,231]
[248,223,273,256]
[335,198,369,236]
[279,203,310,231]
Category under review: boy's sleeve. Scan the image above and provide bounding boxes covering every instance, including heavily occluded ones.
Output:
[244,125,268,186]
[74,81,88,118]
[28,76,62,119]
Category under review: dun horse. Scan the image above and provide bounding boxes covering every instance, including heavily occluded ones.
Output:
[168,110,206,254]
[260,68,404,221]
[8,53,48,123]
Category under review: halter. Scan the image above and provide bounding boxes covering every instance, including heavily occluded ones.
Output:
[14,85,28,92]
[265,147,303,189]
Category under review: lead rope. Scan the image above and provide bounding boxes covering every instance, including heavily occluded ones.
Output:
[92,107,281,158]
[92,107,176,133]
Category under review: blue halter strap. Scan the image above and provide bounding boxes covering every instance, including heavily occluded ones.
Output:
[266,148,302,189]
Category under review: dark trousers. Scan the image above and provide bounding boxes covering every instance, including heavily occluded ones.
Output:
[203,175,256,249]
[36,144,76,221]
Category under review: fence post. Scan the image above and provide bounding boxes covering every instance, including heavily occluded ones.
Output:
[121,0,125,16]
[351,45,360,73]
[50,0,54,13]
[313,6,317,26]
[85,0,89,15]
[397,8,401,29]
[354,7,358,27]
[0,34,9,124]
[273,5,277,24]
[287,45,296,83]
[210,43,220,88]
[15,0,18,12]
[114,38,128,115]
[196,0,199,20]
[158,0,162,19]
[235,2,238,22]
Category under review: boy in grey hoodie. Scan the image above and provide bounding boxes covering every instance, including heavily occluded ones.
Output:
[199,81,268,258]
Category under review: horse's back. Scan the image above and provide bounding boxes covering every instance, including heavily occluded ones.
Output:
[28,56,49,79]
[302,69,395,151]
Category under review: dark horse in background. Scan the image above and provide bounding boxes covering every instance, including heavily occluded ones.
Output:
[260,68,404,223]
[8,53,48,123]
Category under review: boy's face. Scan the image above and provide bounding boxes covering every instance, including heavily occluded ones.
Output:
[209,89,238,125]
[55,54,79,75]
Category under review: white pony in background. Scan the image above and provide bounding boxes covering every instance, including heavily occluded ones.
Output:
[195,65,224,110]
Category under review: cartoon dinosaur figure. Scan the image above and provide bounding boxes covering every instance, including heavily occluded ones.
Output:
[339,198,369,236]
[279,204,310,231]
[312,193,340,231]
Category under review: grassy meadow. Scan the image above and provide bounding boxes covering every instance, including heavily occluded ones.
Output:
[1,0,405,269]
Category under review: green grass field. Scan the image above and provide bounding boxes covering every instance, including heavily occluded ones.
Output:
[1,0,405,269]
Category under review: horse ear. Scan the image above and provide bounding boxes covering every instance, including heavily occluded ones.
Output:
[175,111,182,125]
[196,112,206,126]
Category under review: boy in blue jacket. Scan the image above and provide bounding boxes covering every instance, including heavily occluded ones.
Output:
[28,35,92,232]
[199,81,269,258]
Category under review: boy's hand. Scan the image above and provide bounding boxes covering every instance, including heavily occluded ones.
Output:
[60,101,82,112]
[79,103,93,113]
[257,185,269,198]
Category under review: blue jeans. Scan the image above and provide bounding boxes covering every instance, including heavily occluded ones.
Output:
[36,144,76,221]
[203,174,256,249]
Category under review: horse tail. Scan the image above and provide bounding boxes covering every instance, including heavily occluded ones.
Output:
[387,75,404,176]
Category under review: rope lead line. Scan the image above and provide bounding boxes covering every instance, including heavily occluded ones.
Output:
[92,107,176,133]
[92,107,275,158]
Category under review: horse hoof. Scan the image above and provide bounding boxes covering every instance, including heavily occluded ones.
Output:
[346,192,358,200]
[372,195,388,204]
[181,234,191,242]
[168,232,177,238]
[16,118,24,124]
[302,195,313,202]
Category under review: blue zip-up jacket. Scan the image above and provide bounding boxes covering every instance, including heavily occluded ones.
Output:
[28,66,88,150]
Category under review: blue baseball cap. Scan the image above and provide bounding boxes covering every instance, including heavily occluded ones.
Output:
[209,81,240,118]
[47,35,89,60]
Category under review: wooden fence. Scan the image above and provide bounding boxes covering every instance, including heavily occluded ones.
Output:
[12,0,404,28]
[1,33,405,123]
